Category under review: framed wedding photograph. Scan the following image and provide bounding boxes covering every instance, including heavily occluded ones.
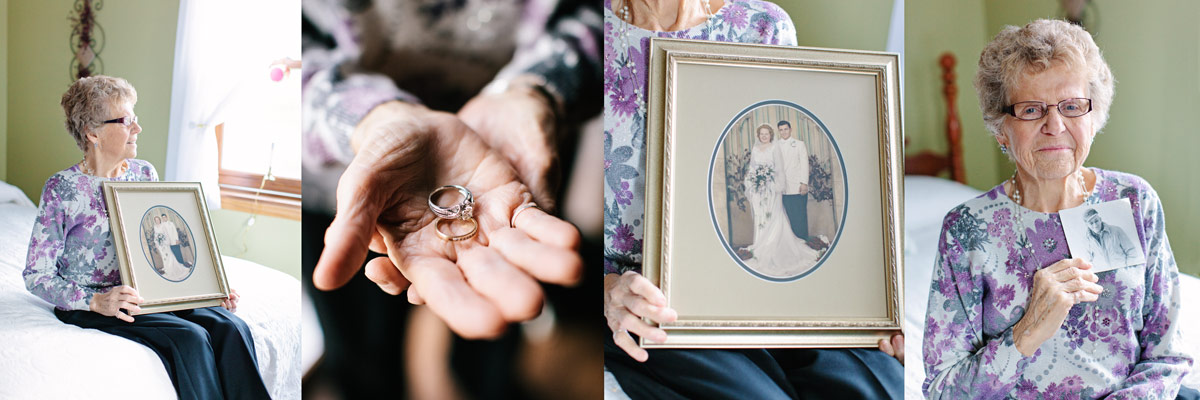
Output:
[103,181,230,314]
[642,38,903,348]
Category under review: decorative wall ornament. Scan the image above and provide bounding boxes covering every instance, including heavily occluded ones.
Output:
[69,0,105,80]
[1061,0,1096,28]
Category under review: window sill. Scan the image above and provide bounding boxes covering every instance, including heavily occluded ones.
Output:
[218,186,301,221]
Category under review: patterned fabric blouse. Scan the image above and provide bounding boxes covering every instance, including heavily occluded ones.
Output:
[922,168,1193,399]
[602,0,797,274]
[302,0,602,168]
[24,159,158,311]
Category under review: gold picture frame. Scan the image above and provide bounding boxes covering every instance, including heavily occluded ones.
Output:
[103,181,229,314]
[642,38,903,348]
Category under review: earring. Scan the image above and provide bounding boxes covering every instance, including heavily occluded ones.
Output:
[999,144,1008,154]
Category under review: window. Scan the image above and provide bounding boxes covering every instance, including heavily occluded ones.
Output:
[215,64,301,220]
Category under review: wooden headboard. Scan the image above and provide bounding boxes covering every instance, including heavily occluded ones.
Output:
[905,52,966,184]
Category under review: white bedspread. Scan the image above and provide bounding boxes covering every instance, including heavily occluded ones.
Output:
[903,176,1200,398]
[0,203,300,399]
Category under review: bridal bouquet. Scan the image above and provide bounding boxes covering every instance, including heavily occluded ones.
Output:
[750,164,776,193]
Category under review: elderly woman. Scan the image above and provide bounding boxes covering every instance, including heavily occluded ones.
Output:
[922,20,1194,398]
[24,76,268,399]
[602,0,902,398]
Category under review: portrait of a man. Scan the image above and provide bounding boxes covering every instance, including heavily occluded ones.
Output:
[1061,199,1146,273]
[1083,208,1138,269]
[776,120,809,240]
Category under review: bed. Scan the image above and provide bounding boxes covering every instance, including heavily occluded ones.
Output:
[0,181,301,399]
[902,53,1199,398]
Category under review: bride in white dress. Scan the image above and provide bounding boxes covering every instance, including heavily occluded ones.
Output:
[152,216,191,281]
[741,124,821,278]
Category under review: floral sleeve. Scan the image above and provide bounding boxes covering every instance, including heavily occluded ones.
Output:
[23,177,94,311]
[301,0,419,167]
[775,9,798,46]
[489,1,602,121]
[1105,188,1192,399]
[922,206,1031,399]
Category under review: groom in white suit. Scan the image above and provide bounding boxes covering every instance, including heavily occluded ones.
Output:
[777,120,809,239]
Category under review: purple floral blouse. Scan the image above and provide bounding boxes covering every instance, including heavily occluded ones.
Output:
[24,159,157,311]
[922,168,1193,399]
[602,0,797,275]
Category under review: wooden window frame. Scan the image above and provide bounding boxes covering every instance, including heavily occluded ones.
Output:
[215,123,302,220]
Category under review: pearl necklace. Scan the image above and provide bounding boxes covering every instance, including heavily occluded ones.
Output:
[617,0,714,37]
[1009,168,1089,255]
[79,157,129,178]
[615,0,714,116]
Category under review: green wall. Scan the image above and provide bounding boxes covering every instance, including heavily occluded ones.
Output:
[905,0,995,189]
[908,1,1200,276]
[5,0,300,279]
[209,209,301,280]
[776,0,893,51]
[7,0,174,199]
[0,0,7,182]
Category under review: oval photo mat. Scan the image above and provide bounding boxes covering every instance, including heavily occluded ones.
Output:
[137,205,199,282]
[708,100,849,282]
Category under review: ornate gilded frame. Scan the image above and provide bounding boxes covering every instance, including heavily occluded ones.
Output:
[103,181,229,314]
[642,38,904,348]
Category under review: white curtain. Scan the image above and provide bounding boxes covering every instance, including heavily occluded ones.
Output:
[166,0,295,207]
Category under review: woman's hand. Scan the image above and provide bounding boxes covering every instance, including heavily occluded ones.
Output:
[1012,258,1102,356]
[313,101,583,340]
[458,77,559,210]
[221,289,240,312]
[89,285,143,323]
[604,272,678,362]
[878,332,904,365]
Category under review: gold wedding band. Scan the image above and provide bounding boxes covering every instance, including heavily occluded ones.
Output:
[436,217,478,242]
[510,203,541,228]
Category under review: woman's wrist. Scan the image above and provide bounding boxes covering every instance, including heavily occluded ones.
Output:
[1012,318,1035,356]
[87,293,100,313]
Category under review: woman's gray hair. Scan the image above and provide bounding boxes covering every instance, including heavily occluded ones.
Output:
[974,19,1114,139]
[60,75,138,152]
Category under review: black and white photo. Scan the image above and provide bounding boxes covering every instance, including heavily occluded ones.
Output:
[1061,198,1146,272]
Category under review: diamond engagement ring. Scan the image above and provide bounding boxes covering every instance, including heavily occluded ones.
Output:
[428,185,474,220]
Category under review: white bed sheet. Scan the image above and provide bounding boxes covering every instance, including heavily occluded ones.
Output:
[0,203,301,399]
[903,176,1200,398]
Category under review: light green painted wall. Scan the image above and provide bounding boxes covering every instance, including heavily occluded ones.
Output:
[7,0,175,200]
[6,0,301,278]
[209,209,301,280]
[0,0,7,182]
[908,1,1200,276]
[905,0,996,188]
[775,0,893,51]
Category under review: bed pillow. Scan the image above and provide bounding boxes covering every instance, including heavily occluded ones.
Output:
[903,176,984,328]
[0,181,34,208]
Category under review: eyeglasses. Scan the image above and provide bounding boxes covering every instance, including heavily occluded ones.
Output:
[103,115,138,127]
[1002,98,1092,120]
